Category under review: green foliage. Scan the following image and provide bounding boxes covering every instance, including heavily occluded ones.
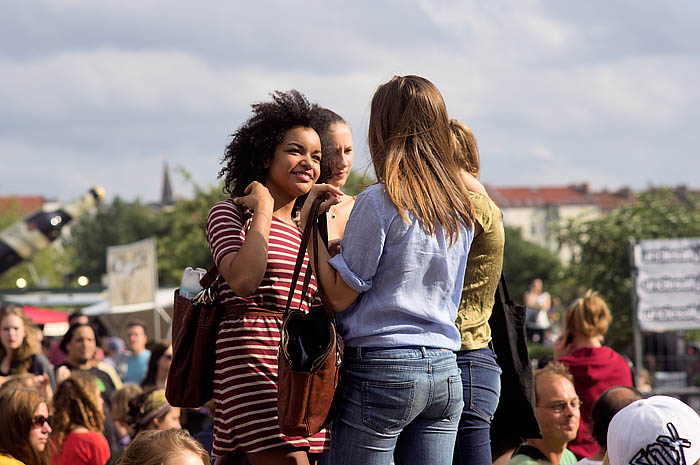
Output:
[502,225,563,302]
[342,169,375,196]
[64,197,169,284]
[64,170,228,286]
[157,176,227,284]
[557,187,700,355]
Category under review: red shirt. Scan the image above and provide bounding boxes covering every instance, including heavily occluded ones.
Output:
[559,346,633,458]
[51,431,110,465]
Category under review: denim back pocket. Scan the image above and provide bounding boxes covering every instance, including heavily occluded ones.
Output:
[465,358,501,422]
[361,380,416,434]
[440,374,464,420]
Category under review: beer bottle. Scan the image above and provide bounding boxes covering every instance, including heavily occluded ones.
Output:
[0,186,106,274]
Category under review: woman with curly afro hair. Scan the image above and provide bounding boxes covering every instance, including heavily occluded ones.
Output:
[205,90,332,465]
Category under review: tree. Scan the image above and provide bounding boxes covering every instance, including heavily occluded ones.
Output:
[64,197,169,284]
[557,187,700,354]
[342,169,375,196]
[157,178,227,285]
[502,226,563,303]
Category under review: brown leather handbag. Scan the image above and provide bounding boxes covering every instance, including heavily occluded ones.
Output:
[166,266,224,408]
[277,197,342,437]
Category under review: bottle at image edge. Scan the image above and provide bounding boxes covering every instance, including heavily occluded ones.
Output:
[0,186,106,275]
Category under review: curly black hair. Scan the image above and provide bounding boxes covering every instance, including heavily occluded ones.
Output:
[219,90,322,197]
[310,106,348,184]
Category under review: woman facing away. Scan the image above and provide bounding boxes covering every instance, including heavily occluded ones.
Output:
[554,291,633,459]
[0,305,55,391]
[449,120,505,465]
[0,387,52,465]
[50,372,110,465]
[301,75,475,465]
[312,107,356,241]
[206,90,329,465]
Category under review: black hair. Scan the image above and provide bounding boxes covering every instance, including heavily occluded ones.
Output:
[219,90,321,197]
[68,310,87,325]
[60,323,95,354]
[140,341,170,389]
[591,385,643,447]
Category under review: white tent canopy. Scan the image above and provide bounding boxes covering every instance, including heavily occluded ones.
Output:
[82,287,176,315]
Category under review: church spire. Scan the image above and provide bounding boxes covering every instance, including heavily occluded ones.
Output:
[161,161,173,206]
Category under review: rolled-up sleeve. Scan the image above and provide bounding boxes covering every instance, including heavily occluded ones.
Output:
[328,186,388,293]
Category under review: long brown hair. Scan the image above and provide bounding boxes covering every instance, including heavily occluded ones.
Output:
[0,305,41,374]
[0,387,51,465]
[51,373,105,449]
[368,75,473,242]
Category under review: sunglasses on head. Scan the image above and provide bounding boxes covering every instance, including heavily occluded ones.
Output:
[31,415,51,428]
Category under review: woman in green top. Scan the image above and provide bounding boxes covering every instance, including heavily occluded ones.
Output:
[450,120,505,465]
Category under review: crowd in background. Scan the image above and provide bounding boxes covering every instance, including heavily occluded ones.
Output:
[0,304,211,465]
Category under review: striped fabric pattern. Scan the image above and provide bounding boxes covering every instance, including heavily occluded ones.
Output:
[206,200,329,456]
[206,200,319,311]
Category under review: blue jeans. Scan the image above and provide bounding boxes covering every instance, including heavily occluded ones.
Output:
[454,347,501,465]
[329,347,464,465]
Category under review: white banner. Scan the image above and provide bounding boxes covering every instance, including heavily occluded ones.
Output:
[107,237,158,308]
[633,238,700,331]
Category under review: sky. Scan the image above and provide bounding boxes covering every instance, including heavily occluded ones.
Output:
[1,0,699,204]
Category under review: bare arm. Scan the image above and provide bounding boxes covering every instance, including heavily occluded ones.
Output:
[218,182,275,297]
[301,185,359,312]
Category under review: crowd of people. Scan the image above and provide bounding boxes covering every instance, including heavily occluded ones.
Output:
[1,74,699,465]
[0,304,209,465]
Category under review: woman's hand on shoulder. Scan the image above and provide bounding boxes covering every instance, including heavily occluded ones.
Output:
[300,184,343,227]
[233,181,274,214]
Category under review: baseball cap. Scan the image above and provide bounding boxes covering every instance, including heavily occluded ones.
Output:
[607,395,700,465]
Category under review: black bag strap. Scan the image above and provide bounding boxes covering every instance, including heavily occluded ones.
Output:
[284,197,330,317]
[499,272,513,305]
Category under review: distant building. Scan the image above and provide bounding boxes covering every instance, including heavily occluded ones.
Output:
[486,184,634,261]
[0,196,45,216]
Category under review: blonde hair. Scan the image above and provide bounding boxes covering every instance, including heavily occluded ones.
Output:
[449,119,480,177]
[565,290,611,338]
[0,387,51,465]
[368,75,474,242]
[51,373,105,448]
[117,428,211,465]
[0,305,41,374]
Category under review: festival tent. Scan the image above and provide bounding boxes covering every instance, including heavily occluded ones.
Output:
[22,305,69,336]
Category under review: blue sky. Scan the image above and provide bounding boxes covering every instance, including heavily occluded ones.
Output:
[1,0,699,203]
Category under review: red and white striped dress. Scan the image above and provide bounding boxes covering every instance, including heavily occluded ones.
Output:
[206,199,330,457]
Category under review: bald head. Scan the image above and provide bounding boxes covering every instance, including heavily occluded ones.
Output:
[591,385,643,449]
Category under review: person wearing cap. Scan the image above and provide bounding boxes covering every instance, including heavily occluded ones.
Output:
[606,395,700,465]
[507,362,580,465]
[576,386,643,465]
[104,388,181,465]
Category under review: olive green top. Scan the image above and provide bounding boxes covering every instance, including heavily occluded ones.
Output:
[455,192,505,350]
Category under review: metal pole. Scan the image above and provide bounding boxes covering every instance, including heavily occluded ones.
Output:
[629,239,643,388]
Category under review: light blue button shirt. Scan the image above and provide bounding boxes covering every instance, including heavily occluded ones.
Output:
[328,184,473,351]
